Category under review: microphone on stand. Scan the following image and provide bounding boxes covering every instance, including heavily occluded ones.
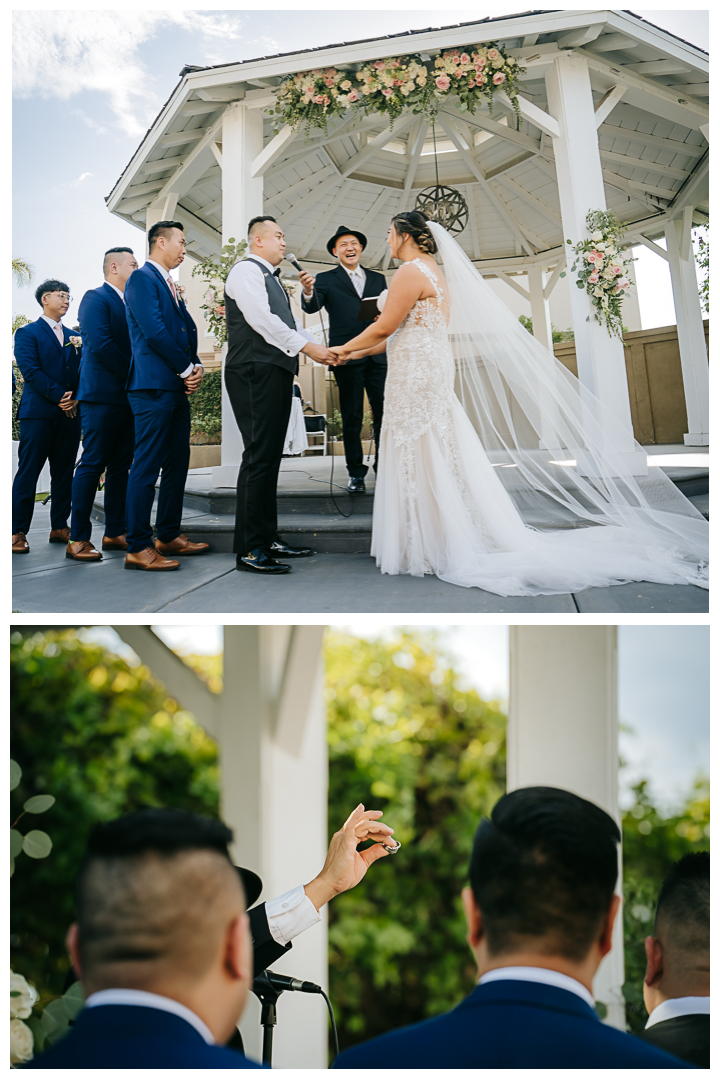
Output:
[253,969,322,995]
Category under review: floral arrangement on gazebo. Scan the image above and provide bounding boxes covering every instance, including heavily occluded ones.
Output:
[564,211,635,338]
[270,42,525,133]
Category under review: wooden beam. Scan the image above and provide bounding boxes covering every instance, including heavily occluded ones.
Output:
[496,91,560,139]
[667,83,709,97]
[264,165,336,211]
[251,123,296,177]
[632,233,669,261]
[182,100,225,116]
[598,148,690,182]
[594,85,627,127]
[195,85,244,102]
[273,626,325,757]
[543,256,566,299]
[122,179,165,198]
[679,204,694,261]
[441,107,550,162]
[599,122,706,157]
[357,186,394,234]
[438,115,537,256]
[495,270,530,301]
[282,173,342,226]
[141,155,188,175]
[298,182,353,259]
[467,185,482,260]
[484,151,536,180]
[160,127,207,147]
[175,203,222,245]
[587,33,639,53]
[210,142,223,168]
[203,196,222,217]
[150,116,224,208]
[582,51,708,122]
[494,173,562,227]
[340,113,416,177]
[668,152,709,213]
[601,168,668,211]
[381,118,426,269]
[556,22,605,48]
[625,60,693,76]
[521,33,539,47]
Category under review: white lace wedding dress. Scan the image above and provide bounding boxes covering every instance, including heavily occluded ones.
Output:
[371,259,708,596]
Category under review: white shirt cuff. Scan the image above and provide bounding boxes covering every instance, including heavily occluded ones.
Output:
[179,364,195,379]
[265,884,321,947]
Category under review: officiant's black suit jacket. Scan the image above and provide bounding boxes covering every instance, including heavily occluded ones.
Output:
[638,1013,709,1068]
[302,265,387,365]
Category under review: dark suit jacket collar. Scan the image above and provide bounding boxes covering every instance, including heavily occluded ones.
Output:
[37,316,67,351]
[460,978,600,1021]
[331,263,365,301]
[142,260,184,319]
[72,1003,208,1043]
[102,280,126,311]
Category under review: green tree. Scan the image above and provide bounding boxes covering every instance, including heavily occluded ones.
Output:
[621,776,709,1032]
[518,314,575,343]
[10,629,220,998]
[189,369,222,444]
[694,225,708,315]
[325,630,506,1050]
[13,257,34,287]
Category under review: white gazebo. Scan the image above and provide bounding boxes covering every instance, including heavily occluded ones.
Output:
[106,9,709,484]
[105,624,624,1068]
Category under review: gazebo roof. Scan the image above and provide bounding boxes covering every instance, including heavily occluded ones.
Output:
[106,9,708,272]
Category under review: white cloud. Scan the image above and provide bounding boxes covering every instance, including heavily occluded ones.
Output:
[70,172,94,188]
[12,11,247,137]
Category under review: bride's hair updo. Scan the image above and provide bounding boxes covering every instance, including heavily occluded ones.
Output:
[391,210,438,255]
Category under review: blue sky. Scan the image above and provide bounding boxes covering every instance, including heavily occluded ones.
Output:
[94,622,709,815]
[13,7,708,329]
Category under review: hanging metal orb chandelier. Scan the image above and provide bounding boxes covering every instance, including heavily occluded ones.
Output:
[414,184,469,235]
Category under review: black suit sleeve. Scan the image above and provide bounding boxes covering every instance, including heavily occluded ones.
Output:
[248,903,292,974]
[301,277,326,316]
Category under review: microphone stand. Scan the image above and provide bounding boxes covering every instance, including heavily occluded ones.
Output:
[252,971,284,1066]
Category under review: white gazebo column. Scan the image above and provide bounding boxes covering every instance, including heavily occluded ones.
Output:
[508,626,625,1031]
[665,210,709,445]
[213,101,265,487]
[545,53,645,473]
[527,265,553,352]
[219,625,328,1068]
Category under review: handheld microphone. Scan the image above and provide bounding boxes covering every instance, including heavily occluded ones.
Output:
[254,969,322,995]
[285,253,305,274]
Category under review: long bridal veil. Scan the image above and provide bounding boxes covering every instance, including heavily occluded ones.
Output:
[427,220,708,588]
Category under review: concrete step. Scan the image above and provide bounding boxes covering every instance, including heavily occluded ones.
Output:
[180,513,374,554]
[183,485,373,516]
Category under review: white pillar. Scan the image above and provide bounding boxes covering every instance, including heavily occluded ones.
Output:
[545,53,645,473]
[527,265,553,352]
[218,626,328,1068]
[665,212,709,445]
[508,626,625,1031]
[213,102,265,487]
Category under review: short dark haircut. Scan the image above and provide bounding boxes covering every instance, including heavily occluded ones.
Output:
[35,279,70,306]
[103,247,134,275]
[654,851,709,953]
[147,220,184,249]
[469,787,621,961]
[248,215,277,239]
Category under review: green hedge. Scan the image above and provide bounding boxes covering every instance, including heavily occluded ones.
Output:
[189,369,222,444]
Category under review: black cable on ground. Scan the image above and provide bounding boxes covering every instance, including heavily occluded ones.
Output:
[319,988,340,1064]
[315,305,354,519]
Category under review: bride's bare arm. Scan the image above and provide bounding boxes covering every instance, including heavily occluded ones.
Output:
[330,264,427,363]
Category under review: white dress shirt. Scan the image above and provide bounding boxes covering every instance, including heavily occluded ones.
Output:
[85,988,215,1044]
[225,255,315,358]
[478,966,597,1010]
[146,258,197,379]
[41,313,65,347]
[343,263,366,298]
[645,995,710,1029]
[106,281,125,303]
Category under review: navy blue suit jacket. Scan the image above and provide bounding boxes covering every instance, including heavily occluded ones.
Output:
[24,1004,264,1069]
[125,261,199,391]
[14,319,81,420]
[333,980,694,1069]
[77,283,131,405]
[301,265,387,363]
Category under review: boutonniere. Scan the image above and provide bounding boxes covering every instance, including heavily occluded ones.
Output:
[174,283,186,301]
[65,336,82,349]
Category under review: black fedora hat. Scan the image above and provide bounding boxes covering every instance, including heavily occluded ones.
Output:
[326,225,368,255]
[236,865,263,908]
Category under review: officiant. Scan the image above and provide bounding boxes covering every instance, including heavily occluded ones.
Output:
[300,227,387,494]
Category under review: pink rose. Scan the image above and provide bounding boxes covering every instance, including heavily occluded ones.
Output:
[460,53,470,64]
[313,94,325,104]
[382,87,393,96]
[468,78,476,87]
[452,55,461,64]
[588,271,599,284]
[340,80,352,90]
[476,56,486,67]
[393,78,401,85]
[611,265,622,275]
[492,72,505,85]
[347,90,358,102]
[436,75,451,90]
[374,60,385,70]
[617,278,629,289]
[487,48,499,60]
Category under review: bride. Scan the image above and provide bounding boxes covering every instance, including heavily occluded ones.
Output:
[330,211,708,597]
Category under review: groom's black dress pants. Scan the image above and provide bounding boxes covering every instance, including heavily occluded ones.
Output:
[226,361,294,554]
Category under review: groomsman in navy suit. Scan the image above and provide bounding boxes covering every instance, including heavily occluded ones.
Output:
[123,220,210,571]
[12,280,81,554]
[68,248,139,562]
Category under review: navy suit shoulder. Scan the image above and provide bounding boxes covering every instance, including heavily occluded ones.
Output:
[301,266,387,355]
[333,981,694,1070]
[77,283,131,404]
[14,318,81,420]
[23,1005,265,1069]
[125,262,198,392]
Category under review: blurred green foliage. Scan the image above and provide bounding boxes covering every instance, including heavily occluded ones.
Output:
[325,630,507,1049]
[189,369,222,444]
[10,629,220,997]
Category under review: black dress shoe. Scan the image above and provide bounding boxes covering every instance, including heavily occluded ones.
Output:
[236,549,291,575]
[347,477,366,494]
[269,539,316,558]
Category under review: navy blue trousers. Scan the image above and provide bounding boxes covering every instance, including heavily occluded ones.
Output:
[71,401,135,541]
[12,415,81,534]
[125,389,190,553]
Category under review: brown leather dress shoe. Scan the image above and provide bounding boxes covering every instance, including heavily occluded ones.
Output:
[154,534,210,556]
[66,540,102,562]
[12,532,29,554]
[49,528,71,543]
[102,534,129,551]
[125,547,180,571]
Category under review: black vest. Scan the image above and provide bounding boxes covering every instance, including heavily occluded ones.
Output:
[225,260,299,375]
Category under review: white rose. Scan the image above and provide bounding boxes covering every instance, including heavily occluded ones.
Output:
[10,972,38,1020]
[595,242,605,251]
[591,230,603,242]
[10,1018,34,1064]
[593,286,604,297]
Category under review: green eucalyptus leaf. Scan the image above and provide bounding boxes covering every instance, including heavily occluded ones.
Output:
[10,829,23,858]
[10,857,14,876]
[10,759,22,790]
[41,1000,67,1037]
[26,1014,46,1053]
[23,830,53,859]
[24,794,56,814]
[559,271,566,278]
[61,982,85,1020]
